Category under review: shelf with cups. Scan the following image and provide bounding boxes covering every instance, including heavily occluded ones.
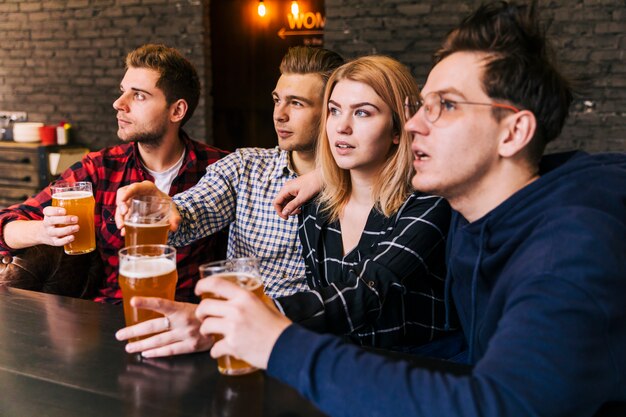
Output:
[0,141,89,208]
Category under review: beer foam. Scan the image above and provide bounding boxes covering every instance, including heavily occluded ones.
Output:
[52,191,92,200]
[124,221,169,228]
[120,258,176,279]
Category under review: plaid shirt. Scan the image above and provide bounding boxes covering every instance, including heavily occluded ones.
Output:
[169,147,308,298]
[275,192,456,349]
[0,132,228,303]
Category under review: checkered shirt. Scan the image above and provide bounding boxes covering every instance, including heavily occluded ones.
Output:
[275,192,456,349]
[169,147,308,298]
[0,132,229,303]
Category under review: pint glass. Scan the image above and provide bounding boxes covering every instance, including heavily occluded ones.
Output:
[199,258,264,376]
[118,245,178,342]
[124,196,171,247]
[50,181,96,255]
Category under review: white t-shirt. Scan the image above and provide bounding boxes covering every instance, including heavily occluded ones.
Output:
[142,150,185,195]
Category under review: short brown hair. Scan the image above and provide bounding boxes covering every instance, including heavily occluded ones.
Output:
[279,46,344,85]
[435,1,573,162]
[126,44,200,127]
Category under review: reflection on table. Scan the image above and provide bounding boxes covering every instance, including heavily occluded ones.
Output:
[0,286,327,417]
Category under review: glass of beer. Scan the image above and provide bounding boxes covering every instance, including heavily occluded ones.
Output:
[124,196,171,247]
[118,244,178,342]
[50,181,96,255]
[199,258,264,376]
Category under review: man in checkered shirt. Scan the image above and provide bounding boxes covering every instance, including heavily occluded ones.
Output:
[114,47,344,357]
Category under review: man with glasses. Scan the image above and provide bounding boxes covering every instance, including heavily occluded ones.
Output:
[404,92,521,122]
[194,2,626,416]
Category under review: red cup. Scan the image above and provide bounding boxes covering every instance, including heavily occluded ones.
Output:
[39,126,57,145]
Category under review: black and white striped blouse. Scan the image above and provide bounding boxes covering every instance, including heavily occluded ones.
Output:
[274,192,457,349]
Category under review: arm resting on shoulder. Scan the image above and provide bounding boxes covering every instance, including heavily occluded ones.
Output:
[273,168,322,219]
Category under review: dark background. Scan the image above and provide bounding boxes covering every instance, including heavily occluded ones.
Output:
[211,0,324,150]
[0,0,623,153]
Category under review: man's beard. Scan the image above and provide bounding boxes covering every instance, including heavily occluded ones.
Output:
[131,131,164,147]
[278,121,319,153]
[280,139,316,153]
[121,122,167,148]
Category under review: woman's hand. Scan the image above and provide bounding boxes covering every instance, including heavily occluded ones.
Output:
[115,297,213,358]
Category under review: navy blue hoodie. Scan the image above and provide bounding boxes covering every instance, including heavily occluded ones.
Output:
[269,151,626,417]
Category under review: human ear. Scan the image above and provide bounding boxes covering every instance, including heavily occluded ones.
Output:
[170,99,188,124]
[498,110,536,158]
[392,133,400,145]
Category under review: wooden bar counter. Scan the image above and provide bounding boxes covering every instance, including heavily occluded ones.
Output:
[0,286,327,417]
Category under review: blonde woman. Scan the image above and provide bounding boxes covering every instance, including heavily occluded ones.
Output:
[273,56,460,352]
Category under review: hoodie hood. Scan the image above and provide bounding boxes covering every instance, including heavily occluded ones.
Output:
[445,151,626,363]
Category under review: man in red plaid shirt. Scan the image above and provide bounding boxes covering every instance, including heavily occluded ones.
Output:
[0,44,228,303]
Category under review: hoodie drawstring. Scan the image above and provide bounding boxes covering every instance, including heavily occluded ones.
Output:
[443,262,453,331]
[443,213,458,332]
[468,221,488,363]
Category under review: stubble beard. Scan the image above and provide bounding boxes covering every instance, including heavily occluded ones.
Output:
[280,139,316,153]
[278,121,319,154]
[119,120,167,148]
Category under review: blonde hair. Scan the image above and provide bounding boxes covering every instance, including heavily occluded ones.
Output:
[316,56,418,221]
[279,46,344,82]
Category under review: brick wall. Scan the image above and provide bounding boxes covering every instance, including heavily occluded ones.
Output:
[0,0,208,149]
[0,1,623,153]
[324,0,626,152]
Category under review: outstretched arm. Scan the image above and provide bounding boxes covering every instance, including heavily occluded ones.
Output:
[4,206,78,250]
[166,152,247,247]
[192,215,625,417]
[0,157,95,253]
[114,181,181,235]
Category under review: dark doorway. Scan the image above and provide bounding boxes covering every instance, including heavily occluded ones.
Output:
[210,0,325,151]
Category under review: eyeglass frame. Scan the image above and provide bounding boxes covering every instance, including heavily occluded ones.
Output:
[404,92,521,124]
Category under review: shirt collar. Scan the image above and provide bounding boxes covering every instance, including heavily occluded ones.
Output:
[178,130,198,171]
[129,129,196,174]
[271,148,297,179]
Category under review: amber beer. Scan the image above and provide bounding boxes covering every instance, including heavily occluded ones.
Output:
[50,182,96,255]
[204,273,264,375]
[199,258,263,376]
[124,196,171,246]
[118,245,178,342]
[124,222,170,246]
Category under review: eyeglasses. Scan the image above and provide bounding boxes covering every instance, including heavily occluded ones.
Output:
[404,92,520,124]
